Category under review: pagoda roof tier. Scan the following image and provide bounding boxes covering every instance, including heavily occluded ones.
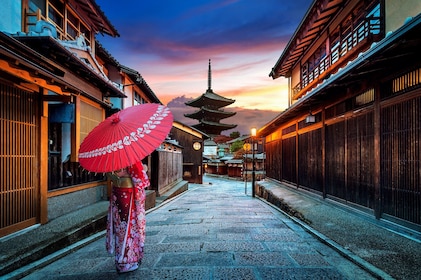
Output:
[192,120,237,136]
[186,89,235,108]
[184,107,236,120]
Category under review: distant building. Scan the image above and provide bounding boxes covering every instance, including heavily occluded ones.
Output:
[185,59,237,136]
[170,121,209,184]
[203,139,218,159]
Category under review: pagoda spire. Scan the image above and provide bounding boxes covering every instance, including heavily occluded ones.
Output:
[185,60,237,136]
[208,59,212,91]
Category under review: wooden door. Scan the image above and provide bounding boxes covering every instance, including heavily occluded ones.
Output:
[0,83,40,237]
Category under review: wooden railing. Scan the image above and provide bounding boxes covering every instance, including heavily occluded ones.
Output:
[292,17,381,100]
[24,9,41,32]
[25,9,66,40]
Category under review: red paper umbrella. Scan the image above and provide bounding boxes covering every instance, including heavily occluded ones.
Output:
[78,103,173,173]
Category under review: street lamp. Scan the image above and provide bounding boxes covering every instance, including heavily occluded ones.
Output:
[243,143,251,195]
[251,127,257,197]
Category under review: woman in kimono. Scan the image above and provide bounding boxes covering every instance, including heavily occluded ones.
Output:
[106,161,149,273]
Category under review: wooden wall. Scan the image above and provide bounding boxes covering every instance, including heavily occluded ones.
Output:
[150,148,183,196]
[170,126,204,184]
[265,69,421,228]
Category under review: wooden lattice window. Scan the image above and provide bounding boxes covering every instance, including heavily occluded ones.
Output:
[47,0,64,32]
[66,10,91,45]
[80,100,103,144]
[26,0,92,45]
[0,83,39,236]
[393,67,421,94]
[355,88,374,107]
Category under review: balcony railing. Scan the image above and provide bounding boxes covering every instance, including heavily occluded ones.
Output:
[292,16,381,100]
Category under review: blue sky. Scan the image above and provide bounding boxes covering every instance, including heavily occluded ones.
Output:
[96,0,312,111]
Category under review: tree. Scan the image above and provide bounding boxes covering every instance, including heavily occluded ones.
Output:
[229,131,240,139]
[230,140,244,153]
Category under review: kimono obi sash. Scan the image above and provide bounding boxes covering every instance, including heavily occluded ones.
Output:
[108,172,133,188]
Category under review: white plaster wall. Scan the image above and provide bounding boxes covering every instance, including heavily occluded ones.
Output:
[386,0,421,32]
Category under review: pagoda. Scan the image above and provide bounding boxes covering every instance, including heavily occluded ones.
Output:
[185,60,237,136]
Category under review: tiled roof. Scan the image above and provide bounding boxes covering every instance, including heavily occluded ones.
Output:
[185,89,235,108]
[184,106,236,120]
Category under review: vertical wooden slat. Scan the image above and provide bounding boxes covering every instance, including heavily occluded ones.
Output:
[298,129,323,192]
[380,95,421,225]
[0,83,39,237]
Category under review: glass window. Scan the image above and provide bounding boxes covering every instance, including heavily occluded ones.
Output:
[67,10,78,26]
[66,11,78,39]
[29,0,45,14]
[80,23,91,44]
[48,0,64,30]
[67,22,78,39]
[48,5,63,28]
[134,92,145,105]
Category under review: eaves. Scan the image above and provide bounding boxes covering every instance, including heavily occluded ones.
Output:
[259,13,421,137]
[14,35,126,98]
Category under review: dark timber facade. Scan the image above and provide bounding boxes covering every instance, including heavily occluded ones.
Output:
[261,0,421,232]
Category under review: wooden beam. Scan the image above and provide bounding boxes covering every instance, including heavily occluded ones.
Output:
[0,60,73,95]
[373,83,381,219]
[41,95,73,102]
[39,88,49,224]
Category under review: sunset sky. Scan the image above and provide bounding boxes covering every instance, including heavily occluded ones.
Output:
[96,0,313,112]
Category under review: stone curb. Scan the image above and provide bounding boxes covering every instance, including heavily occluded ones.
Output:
[3,231,106,280]
[257,196,394,280]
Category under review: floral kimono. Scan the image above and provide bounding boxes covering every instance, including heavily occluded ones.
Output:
[106,162,149,273]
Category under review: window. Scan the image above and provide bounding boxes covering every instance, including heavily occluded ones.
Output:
[392,68,421,94]
[80,23,91,45]
[355,88,374,107]
[48,97,76,190]
[367,4,381,35]
[48,98,105,190]
[80,100,103,143]
[66,11,79,39]
[48,0,64,31]
[27,0,92,45]
[66,10,91,45]
[301,63,308,88]
[134,92,145,105]
[29,0,46,14]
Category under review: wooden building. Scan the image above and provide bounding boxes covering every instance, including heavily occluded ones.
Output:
[205,161,228,176]
[150,141,184,197]
[0,0,122,237]
[260,0,421,231]
[169,121,208,184]
[226,159,243,178]
[243,136,266,181]
[243,153,266,181]
[0,0,177,238]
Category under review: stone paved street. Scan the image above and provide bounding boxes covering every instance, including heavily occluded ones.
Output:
[21,176,375,279]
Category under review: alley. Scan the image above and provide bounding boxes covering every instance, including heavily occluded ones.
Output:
[21,176,374,279]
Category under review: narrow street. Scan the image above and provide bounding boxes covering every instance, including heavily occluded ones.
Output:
[22,176,375,279]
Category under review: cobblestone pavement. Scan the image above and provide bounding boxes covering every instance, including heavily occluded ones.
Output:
[21,177,375,279]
